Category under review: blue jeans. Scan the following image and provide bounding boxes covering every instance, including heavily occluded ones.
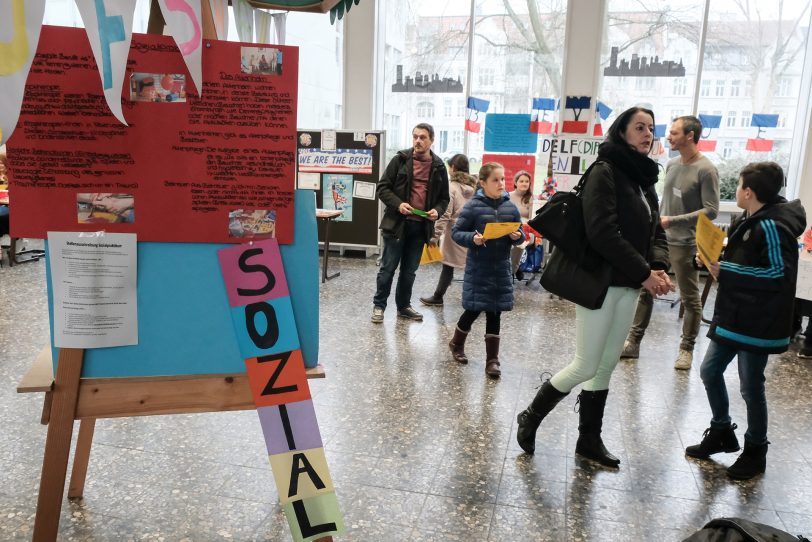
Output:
[700,340,769,445]
[373,220,426,310]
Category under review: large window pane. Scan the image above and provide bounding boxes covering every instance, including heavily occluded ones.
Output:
[284,15,344,129]
[382,1,565,171]
[382,1,471,163]
[698,0,812,199]
[467,1,566,162]
[600,0,705,179]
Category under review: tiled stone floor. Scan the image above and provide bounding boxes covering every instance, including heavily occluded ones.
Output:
[1,248,811,541]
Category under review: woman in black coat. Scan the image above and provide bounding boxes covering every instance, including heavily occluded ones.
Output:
[516,107,674,467]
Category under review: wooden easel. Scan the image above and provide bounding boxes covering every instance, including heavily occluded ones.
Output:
[24,347,328,541]
[27,4,334,540]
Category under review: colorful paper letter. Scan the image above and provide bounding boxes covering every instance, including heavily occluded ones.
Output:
[74,0,135,124]
[284,493,344,542]
[269,448,334,504]
[0,0,45,145]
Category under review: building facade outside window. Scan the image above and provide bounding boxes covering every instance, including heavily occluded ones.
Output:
[700,79,710,96]
[601,0,812,200]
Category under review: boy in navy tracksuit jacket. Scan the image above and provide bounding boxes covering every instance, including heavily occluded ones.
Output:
[685,162,806,480]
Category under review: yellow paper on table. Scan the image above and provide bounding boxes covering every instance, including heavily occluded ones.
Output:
[696,213,726,268]
[482,222,521,240]
[420,243,443,265]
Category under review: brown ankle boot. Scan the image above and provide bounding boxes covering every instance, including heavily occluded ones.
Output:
[448,326,469,364]
[484,334,501,378]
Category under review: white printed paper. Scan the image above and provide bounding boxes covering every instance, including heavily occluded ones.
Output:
[352,180,376,200]
[48,232,138,348]
[321,130,337,151]
[297,172,320,190]
[0,0,46,145]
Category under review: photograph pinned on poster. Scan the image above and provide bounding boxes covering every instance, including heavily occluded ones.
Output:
[240,46,283,75]
[130,73,187,103]
[321,130,337,151]
[297,172,320,190]
[77,193,135,224]
[352,180,376,200]
[228,209,277,238]
[322,174,352,222]
[353,131,365,141]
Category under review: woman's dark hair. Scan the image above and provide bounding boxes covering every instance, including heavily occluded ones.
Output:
[447,153,469,173]
[513,170,532,204]
[740,161,784,203]
[605,106,655,151]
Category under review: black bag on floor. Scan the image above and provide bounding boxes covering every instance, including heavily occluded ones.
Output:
[681,517,810,542]
[540,245,611,310]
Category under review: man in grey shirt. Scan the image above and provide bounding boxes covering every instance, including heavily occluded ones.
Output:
[621,116,720,370]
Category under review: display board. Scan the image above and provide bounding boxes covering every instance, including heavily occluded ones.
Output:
[45,190,319,377]
[296,130,383,248]
[8,26,299,244]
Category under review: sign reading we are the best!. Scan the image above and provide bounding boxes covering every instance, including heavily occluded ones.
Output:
[218,239,343,541]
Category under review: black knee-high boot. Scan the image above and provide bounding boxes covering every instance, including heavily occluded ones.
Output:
[516,380,569,455]
[575,389,620,468]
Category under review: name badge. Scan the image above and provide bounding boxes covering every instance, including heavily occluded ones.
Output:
[672,187,682,198]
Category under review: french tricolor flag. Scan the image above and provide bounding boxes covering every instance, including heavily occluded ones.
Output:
[530,97,556,134]
[746,114,778,152]
[465,96,490,133]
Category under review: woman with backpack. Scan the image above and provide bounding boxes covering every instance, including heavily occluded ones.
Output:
[515,107,673,467]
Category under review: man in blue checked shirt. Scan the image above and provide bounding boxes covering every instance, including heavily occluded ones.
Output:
[685,162,805,481]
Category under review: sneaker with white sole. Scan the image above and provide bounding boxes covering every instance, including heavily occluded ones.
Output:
[798,344,812,358]
[619,340,639,359]
[674,349,693,370]
[371,306,384,323]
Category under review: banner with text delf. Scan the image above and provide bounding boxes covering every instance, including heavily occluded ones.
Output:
[6,26,299,244]
[540,136,602,192]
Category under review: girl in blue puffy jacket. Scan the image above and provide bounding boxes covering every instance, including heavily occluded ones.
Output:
[448,162,524,378]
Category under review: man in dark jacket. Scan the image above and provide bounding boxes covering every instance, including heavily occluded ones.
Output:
[372,123,450,323]
[685,162,806,480]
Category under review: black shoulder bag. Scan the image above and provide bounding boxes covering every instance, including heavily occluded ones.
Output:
[528,161,602,270]
[535,162,611,310]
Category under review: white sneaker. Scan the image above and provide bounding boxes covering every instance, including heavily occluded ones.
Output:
[620,340,639,359]
[674,349,693,370]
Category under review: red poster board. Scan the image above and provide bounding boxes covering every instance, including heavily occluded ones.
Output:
[7,26,298,244]
[482,153,536,192]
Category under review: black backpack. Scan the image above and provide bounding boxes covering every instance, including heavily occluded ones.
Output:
[682,517,810,542]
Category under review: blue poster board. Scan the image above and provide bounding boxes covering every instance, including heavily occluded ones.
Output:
[484,114,538,153]
[46,190,320,377]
